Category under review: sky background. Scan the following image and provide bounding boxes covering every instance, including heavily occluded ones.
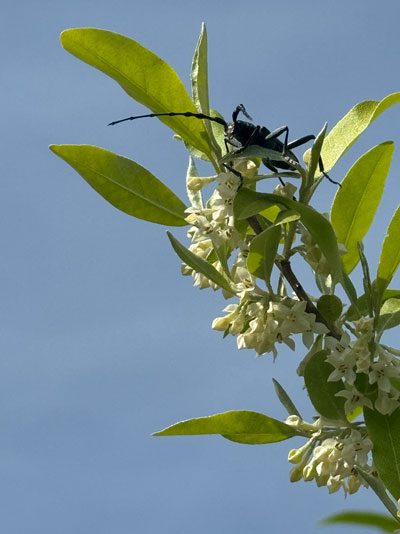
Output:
[2,0,400,532]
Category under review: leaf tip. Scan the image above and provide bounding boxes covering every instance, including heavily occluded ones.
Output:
[49,144,60,155]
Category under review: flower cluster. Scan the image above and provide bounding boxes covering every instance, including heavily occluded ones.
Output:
[325,319,400,415]
[180,156,400,502]
[213,298,328,358]
[286,416,374,495]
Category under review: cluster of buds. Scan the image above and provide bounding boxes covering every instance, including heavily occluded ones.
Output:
[286,416,374,495]
[213,298,328,358]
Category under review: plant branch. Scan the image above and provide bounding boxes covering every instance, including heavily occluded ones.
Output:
[247,216,341,340]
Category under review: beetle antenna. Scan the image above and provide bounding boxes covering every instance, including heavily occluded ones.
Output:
[108,111,227,127]
[232,104,253,123]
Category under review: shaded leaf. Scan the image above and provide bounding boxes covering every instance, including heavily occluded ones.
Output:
[50,144,187,225]
[274,209,301,225]
[317,295,343,322]
[272,378,301,417]
[247,225,281,284]
[234,188,343,284]
[346,289,400,321]
[364,407,400,500]
[321,93,400,172]
[320,510,400,533]
[304,350,346,421]
[167,232,233,294]
[153,410,299,444]
[60,28,213,160]
[357,466,400,521]
[331,143,394,273]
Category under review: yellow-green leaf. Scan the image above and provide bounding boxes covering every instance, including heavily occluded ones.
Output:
[331,142,394,273]
[167,232,234,294]
[321,93,400,171]
[60,28,212,160]
[50,144,187,226]
[153,410,299,444]
[234,188,343,284]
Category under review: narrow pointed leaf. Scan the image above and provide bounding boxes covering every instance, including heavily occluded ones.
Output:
[320,511,400,533]
[50,144,187,225]
[167,232,233,294]
[60,28,212,159]
[191,23,210,116]
[306,122,327,183]
[234,188,343,284]
[304,350,346,421]
[331,142,394,273]
[364,407,400,500]
[272,378,301,417]
[321,93,400,171]
[377,205,400,298]
[357,466,400,521]
[247,225,281,283]
[153,410,299,444]
[191,24,222,162]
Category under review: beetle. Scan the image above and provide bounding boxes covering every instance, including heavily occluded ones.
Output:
[108,104,338,186]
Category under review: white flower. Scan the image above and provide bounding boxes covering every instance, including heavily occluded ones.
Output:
[186,175,215,191]
[335,387,373,413]
[326,350,356,384]
[375,390,400,415]
[369,361,399,393]
[292,426,373,496]
[325,332,351,356]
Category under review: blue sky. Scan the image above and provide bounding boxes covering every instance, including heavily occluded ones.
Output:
[2,0,400,532]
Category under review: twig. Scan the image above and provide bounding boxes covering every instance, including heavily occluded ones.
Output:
[247,216,341,340]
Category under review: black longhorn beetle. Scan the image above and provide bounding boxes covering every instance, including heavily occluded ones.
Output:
[108,104,339,187]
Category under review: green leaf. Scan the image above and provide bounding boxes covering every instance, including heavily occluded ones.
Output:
[331,143,394,273]
[341,270,359,309]
[357,466,400,521]
[50,144,187,225]
[358,241,375,317]
[153,410,299,444]
[377,205,400,298]
[191,24,222,162]
[60,28,213,161]
[364,407,400,500]
[221,145,305,180]
[305,122,327,183]
[320,511,400,533]
[247,225,281,284]
[304,350,346,421]
[377,298,400,339]
[167,232,234,294]
[321,93,400,172]
[346,289,400,321]
[274,209,301,225]
[272,378,301,418]
[317,295,343,322]
[234,188,343,284]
